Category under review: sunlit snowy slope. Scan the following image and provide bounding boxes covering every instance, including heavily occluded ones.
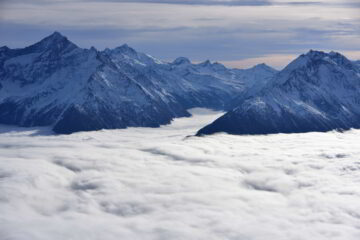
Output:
[1,109,360,240]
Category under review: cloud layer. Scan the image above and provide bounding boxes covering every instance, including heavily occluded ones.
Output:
[0,108,360,239]
[0,0,359,69]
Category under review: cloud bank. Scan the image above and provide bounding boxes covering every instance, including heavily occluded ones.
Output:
[0,108,360,239]
[0,0,359,68]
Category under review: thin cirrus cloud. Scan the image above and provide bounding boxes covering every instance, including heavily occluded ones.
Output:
[91,0,274,6]
[0,0,359,69]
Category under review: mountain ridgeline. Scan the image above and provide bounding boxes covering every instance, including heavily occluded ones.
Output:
[197,50,360,135]
[1,32,359,135]
[0,32,276,134]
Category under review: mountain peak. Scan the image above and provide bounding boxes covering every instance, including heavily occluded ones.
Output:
[27,31,77,53]
[256,63,267,67]
[303,50,347,61]
[302,50,354,70]
[200,60,211,66]
[306,49,325,56]
[173,57,191,65]
[282,50,349,73]
[50,31,64,39]
[41,31,69,44]
[253,63,268,69]
[0,46,10,54]
[197,50,360,136]
[114,44,137,55]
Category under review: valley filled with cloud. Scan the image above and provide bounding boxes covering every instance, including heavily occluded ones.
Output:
[1,108,359,240]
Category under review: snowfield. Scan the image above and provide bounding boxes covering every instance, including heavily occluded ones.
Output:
[0,108,360,240]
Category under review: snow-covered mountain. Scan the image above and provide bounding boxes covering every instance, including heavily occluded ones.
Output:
[197,50,360,135]
[0,32,276,134]
[226,63,278,110]
[354,60,360,69]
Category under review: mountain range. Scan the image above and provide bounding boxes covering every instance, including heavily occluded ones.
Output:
[0,32,276,134]
[197,50,360,135]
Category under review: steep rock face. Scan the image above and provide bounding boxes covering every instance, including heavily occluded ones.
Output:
[197,50,360,135]
[0,32,277,134]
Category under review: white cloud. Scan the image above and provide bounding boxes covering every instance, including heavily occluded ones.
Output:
[1,0,359,64]
[0,108,360,239]
[1,1,357,29]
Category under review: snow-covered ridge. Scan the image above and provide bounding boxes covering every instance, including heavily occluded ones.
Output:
[198,50,360,135]
[0,32,277,134]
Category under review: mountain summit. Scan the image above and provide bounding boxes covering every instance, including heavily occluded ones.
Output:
[0,32,276,134]
[197,50,360,135]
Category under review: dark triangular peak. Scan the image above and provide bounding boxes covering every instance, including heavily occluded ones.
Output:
[0,46,10,57]
[90,46,98,52]
[0,46,10,52]
[21,31,78,54]
[172,57,191,65]
[112,43,138,55]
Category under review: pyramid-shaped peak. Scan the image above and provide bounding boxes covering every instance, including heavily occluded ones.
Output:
[250,63,277,72]
[117,44,134,50]
[42,31,69,43]
[0,46,10,51]
[50,31,64,38]
[113,43,138,55]
[27,31,77,53]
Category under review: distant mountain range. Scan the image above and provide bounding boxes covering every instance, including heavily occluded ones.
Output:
[197,50,360,135]
[1,32,359,135]
[0,32,276,134]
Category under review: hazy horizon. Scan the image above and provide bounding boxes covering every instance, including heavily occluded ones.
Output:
[1,0,359,69]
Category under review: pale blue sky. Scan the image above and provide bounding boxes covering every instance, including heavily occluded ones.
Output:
[0,0,359,69]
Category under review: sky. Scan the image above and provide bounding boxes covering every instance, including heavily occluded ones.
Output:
[0,0,359,69]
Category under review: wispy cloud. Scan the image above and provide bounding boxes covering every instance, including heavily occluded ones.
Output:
[91,0,273,6]
[0,0,359,67]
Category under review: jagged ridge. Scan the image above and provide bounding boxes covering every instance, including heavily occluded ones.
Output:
[0,32,277,134]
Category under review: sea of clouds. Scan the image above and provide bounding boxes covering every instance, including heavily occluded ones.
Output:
[0,108,360,240]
